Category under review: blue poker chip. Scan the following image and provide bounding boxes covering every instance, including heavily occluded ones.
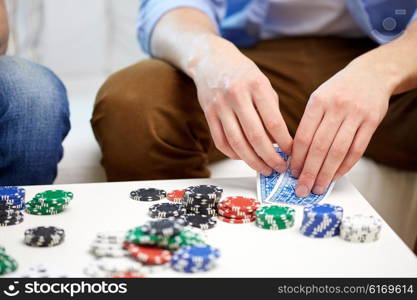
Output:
[170,245,220,273]
[0,186,25,202]
[300,204,343,238]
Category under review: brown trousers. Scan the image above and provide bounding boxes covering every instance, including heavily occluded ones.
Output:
[91,37,417,182]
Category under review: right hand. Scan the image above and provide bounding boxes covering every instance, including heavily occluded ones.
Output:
[188,36,293,176]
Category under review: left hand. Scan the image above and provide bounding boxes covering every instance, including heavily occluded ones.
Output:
[290,59,393,197]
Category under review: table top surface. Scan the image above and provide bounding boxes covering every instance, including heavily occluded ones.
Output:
[1,177,416,277]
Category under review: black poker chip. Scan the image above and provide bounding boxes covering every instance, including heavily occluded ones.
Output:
[129,188,166,201]
[183,214,217,230]
[185,185,223,200]
[186,206,217,217]
[141,217,186,237]
[24,226,65,247]
[148,203,186,218]
[0,217,24,226]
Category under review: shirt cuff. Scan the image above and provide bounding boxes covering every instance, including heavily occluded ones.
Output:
[137,0,222,55]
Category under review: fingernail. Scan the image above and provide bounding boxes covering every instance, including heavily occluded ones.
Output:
[261,168,272,176]
[312,185,325,195]
[291,169,300,178]
[275,165,287,174]
[295,184,309,198]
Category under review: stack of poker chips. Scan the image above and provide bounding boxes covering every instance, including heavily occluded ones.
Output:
[183,185,223,217]
[218,196,260,224]
[90,231,128,258]
[170,245,221,273]
[300,204,343,238]
[0,245,18,276]
[340,215,382,243]
[0,186,25,226]
[255,205,295,229]
[24,226,65,247]
[130,188,166,201]
[25,190,73,215]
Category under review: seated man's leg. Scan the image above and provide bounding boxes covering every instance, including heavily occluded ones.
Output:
[0,56,70,185]
[91,59,224,181]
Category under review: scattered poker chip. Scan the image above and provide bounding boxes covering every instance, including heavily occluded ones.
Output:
[166,189,185,203]
[83,262,110,278]
[148,203,186,218]
[97,257,143,274]
[340,215,382,243]
[0,252,18,275]
[141,217,186,237]
[218,196,260,213]
[24,226,65,247]
[170,245,220,273]
[112,272,146,278]
[185,185,223,200]
[127,244,172,265]
[130,188,166,201]
[159,229,206,250]
[125,226,163,245]
[300,204,343,238]
[18,264,69,278]
[183,214,217,230]
[217,215,256,224]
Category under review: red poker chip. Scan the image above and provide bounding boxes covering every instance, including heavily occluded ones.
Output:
[218,196,260,213]
[113,272,146,278]
[166,189,185,203]
[218,215,256,224]
[127,244,172,265]
[217,207,254,219]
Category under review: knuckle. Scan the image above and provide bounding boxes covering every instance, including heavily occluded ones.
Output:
[351,145,365,158]
[330,146,346,159]
[249,77,264,91]
[247,130,263,144]
[309,92,326,108]
[333,96,350,111]
[228,136,241,149]
[267,120,282,132]
[294,136,309,148]
[312,142,328,155]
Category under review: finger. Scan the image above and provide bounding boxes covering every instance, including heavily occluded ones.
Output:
[218,108,272,176]
[313,117,361,194]
[253,88,293,155]
[290,96,325,178]
[205,111,239,159]
[295,112,343,197]
[334,121,378,178]
[233,97,288,173]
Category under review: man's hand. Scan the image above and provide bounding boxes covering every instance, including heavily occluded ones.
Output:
[190,36,292,176]
[291,19,417,198]
[290,61,391,197]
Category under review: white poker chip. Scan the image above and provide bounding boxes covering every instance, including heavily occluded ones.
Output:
[90,243,128,258]
[95,230,126,243]
[97,257,143,273]
[340,215,382,243]
[18,264,69,278]
[83,262,110,278]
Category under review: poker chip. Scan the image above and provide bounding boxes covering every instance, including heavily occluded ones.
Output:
[83,262,110,278]
[159,229,206,250]
[33,190,73,205]
[148,203,186,218]
[0,186,25,203]
[0,202,25,211]
[217,207,252,219]
[130,188,166,201]
[90,230,128,257]
[24,226,65,247]
[127,244,172,265]
[18,264,69,278]
[254,205,295,230]
[112,272,146,278]
[167,189,185,203]
[218,196,260,213]
[25,201,65,215]
[141,218,186,237]
[217,215,256,224]
[0,252,18,275]
[185,185,223,201]
[183,214,217,230]
[125,226,163,245]
[186,206,217,216]
[340,215,382,243]
[97,257,143,274]
[300,204,343,238]
[170,245,220,273]
[96,230,126,243]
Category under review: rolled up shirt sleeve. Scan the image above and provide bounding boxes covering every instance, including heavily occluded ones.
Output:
[137,0,226,55]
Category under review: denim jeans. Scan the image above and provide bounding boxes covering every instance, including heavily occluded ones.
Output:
[0,56,70,185]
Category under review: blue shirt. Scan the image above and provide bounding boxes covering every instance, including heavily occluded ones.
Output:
[137,0,417,55]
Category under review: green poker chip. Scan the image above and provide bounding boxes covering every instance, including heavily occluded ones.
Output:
[33,190,73,205]
[25,190,73,216]
[124,226,163,245]
[255,205,295,230]
[161,229,206,250]
[25,200,65,215]
[0,253,18,275]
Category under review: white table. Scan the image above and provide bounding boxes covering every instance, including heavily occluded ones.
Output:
[1,177,417,277]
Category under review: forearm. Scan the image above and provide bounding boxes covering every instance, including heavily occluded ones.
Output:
[351,20,417,95]
[0,0,9,54]
[150,7,232,78]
